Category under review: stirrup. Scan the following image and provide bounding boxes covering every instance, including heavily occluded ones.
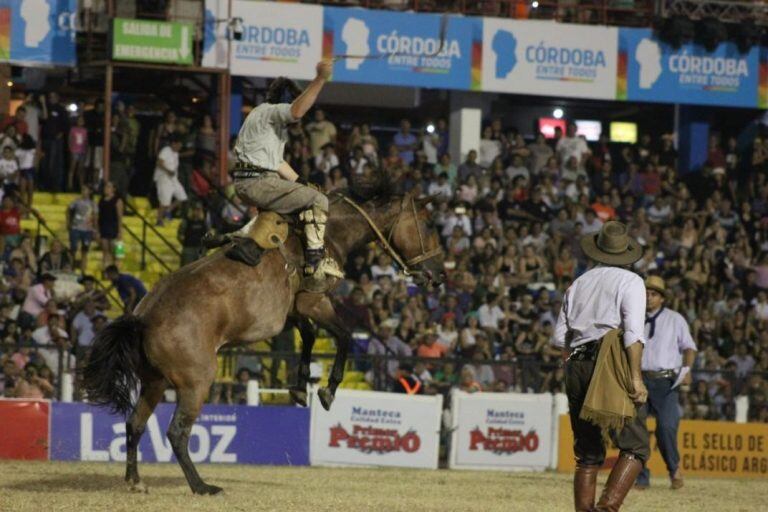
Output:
[305,257,345,279]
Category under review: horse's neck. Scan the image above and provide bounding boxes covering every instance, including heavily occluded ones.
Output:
[326,198,400,265]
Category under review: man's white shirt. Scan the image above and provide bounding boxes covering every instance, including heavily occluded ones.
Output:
[554,266,646,349]
[234,103,294,170]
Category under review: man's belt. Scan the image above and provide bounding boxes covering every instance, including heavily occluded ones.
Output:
[568,340,600,361]
[232,163,277,180]
[643,369,676,379]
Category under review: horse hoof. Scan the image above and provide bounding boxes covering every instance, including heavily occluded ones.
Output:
[195,484,224,495]
[289,388,308,407]
[127,480,148,494]
[318,387,335,411]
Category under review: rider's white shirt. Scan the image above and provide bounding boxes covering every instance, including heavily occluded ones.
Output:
[234,103,294,171]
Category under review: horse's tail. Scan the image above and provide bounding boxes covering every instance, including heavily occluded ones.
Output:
[81,314,147,416]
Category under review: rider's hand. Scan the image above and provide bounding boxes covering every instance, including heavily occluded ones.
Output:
[629,378,648,405]
[316,60,332,80]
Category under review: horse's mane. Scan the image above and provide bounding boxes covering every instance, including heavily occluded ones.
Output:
[344,169,402,203]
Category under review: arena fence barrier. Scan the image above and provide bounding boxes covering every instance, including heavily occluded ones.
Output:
[2,393,767,478]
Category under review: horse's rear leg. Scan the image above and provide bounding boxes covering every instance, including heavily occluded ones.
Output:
[167,383,221,495]
[125,377,167,492]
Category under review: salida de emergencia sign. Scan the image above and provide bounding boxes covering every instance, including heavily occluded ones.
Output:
[112,18,193,65]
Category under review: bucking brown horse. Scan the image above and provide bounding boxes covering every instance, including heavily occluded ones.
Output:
[82,183,444,495]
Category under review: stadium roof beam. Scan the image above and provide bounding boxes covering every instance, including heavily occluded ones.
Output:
[663,0,768,25]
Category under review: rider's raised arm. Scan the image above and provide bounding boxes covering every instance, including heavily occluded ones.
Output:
[290,60,332,120]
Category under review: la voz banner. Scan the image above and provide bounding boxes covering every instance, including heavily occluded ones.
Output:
[0,0,76,66]
[449,391,553,471]
[323,7,481,90]
[50,402,310,465]
[619,28,761,108]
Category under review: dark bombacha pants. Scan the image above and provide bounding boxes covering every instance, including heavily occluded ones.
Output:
[565,352,651,466]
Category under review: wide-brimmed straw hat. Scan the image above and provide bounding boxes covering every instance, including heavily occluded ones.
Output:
[580,221,643,266]
[645,275,666,295]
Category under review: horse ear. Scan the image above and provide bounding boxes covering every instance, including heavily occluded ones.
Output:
[415,194,439,208]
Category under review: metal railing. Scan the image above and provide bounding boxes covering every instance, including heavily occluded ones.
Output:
[121,200,181,272]
[4,340,764,423]
[15,198,123,309]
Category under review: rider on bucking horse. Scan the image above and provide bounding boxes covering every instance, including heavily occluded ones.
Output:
[206,60,334,278]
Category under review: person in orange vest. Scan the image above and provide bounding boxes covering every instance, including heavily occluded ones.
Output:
[393,364,422,395]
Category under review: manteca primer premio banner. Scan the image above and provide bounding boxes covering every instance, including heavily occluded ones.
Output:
[449,391,554,471]
[310,389,442,469]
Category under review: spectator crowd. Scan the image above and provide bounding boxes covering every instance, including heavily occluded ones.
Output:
[1,90,767,423]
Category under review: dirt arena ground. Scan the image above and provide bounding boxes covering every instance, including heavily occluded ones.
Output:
[0,461,764,512]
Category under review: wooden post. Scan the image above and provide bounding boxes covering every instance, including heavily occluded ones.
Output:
[0,64,10,116]
[103,63,113,183]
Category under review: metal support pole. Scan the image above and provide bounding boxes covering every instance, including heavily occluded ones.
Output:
[0,65,10,116]
[103,63,113,184]
[218,72,231,185]
[141,221,147,270]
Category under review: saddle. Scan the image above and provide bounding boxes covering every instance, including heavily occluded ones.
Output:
[224,212,289,266]
[220,211,344,292]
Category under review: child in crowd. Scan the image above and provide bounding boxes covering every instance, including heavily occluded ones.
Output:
[15,134,36,208]
[0,145,19,203]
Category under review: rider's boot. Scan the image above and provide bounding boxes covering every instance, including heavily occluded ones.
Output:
[300,207,328,277]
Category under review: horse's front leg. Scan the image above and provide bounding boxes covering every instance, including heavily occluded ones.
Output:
[295,292,351,411]
[288,316,315,407]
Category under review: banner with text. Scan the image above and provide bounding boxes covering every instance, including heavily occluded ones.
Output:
[481,18,617,100]
[618,28,762,108]
[0,0,77,66]
[50,402,309,465]
[449,391,553,471]
[230,1,323,80]
[112,18,194,65]
[310,389,442,469]
[202,0,228,69]
[324,7,481,91]
[558,415,768,478]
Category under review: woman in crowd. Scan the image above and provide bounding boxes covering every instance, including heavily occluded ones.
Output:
[97,181,123,269]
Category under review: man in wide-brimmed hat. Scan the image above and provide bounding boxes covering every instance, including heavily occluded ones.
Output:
[553,221,650,511]
[634,275,697,491]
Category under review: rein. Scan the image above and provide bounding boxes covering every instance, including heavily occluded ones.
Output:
[338,195,441,276]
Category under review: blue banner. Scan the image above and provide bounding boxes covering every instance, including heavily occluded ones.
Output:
[619,28,760,108]
[0,0,77,66]
[323,7,481,90]
[50,402,309,465]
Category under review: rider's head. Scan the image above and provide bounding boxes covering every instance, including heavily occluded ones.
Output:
[265,77,303,104]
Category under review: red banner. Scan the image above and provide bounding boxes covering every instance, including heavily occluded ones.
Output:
[0,399,50,460]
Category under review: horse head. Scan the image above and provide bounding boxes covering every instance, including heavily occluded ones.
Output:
[388,192,445,287]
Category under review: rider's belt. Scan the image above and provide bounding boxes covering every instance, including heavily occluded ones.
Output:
[568,340,600,361]
[642,369,676,379]
[232,162,277,181]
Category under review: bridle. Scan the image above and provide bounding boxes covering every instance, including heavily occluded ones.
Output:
[339,195,443,277]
